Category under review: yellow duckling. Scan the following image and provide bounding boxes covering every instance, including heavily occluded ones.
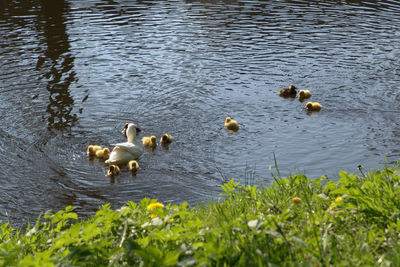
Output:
[225,117,239,131]
[305,102,322,111]
[312,102,322,111]
[107,165,120,176]
[298,90,311,101]
[96,147,111,160]
[87,145,102,156]
[142,136,157,148]
[160,133,173,146]
[87,145,95,156]
[128,160,139,172]
[279,85,297,98]
[102,147,111,159]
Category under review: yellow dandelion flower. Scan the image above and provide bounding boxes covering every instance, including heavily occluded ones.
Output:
[147,202,164,211]
[329,196,343,210]
[334,196,343,203]
[168,218,174,223]
[150,213,158,219]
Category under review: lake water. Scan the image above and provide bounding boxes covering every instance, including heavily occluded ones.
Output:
[1,0,399,225]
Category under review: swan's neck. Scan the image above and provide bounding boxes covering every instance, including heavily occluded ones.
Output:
[127,133,136,143]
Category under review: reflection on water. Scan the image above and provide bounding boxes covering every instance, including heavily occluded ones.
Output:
[0,0,399,226]
[37,0,77,131]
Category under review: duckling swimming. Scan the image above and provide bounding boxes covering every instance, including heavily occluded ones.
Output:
[279,85,297,98]
[87,145,96,156]
[305,102,322,111]
[96,147,110,160]
[128,160,139,172]
[107,165,120,176]
[298,90,311,101]
[225,117,239,132]
[160,133,173,146]
[87,145,102,156]
[102,147,110,159]
[142,136,157,148]
[312,102,322,111]
[105,123,144,165]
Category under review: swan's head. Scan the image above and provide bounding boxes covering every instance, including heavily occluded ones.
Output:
[299,90,305,97]
[122,123,141,141]
[305,102,313,110]
[150,136,156,143]
[225,117,231,124]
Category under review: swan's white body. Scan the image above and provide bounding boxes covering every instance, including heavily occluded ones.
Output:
[105,123,143,165]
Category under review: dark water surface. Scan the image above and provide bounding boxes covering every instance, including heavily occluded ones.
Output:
[1,0,399,225]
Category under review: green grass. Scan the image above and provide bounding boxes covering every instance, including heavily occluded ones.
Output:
[1,163,400,266]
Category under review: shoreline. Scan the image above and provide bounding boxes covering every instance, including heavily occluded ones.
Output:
[1,162,399,265]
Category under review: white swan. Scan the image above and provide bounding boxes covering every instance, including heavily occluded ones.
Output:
[105,123,143,165]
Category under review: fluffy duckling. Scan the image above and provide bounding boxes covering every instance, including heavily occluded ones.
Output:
[305,102,322,111]
[160,133,173,146]
[279,85,297,98]
[312,102,322,111]
[225,117,239,131]
[107,165,120,176]
[87,145,102,156]
[298,90,311,101]
[142,136,157,148]
[128,160,139,172]
[87,145,95,156]
[96,147,110,160]
[102,147,110,159]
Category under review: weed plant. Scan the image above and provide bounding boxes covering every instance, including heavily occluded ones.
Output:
[1,163,400,266]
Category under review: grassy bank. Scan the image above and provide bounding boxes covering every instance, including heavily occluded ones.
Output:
[1,163,400,266]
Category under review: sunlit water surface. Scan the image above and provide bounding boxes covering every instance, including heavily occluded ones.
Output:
[1,0,399,225]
